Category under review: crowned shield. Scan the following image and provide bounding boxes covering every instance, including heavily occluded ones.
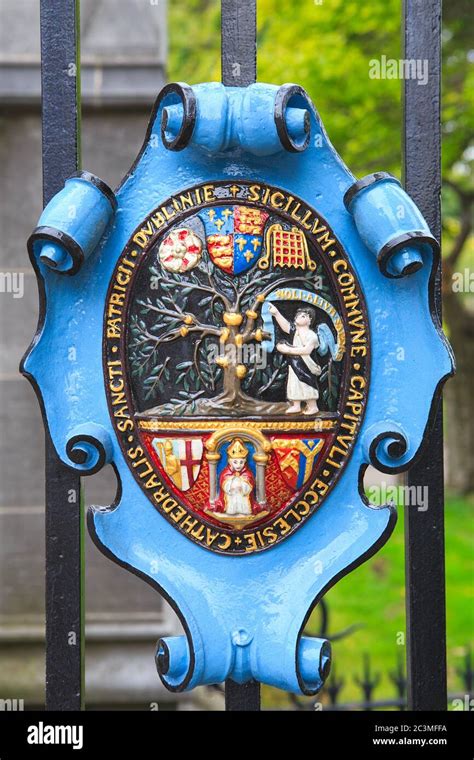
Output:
[198,205,269,274]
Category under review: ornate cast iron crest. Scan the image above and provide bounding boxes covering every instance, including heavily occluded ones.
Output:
[23,82,454,695]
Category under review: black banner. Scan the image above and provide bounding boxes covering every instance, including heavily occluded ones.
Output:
[0,709,471,757]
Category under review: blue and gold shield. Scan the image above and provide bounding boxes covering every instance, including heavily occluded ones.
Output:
[198,205,268,274]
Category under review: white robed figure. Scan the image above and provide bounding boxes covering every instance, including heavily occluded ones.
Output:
[268,304,322,415]
[222,470,253,515]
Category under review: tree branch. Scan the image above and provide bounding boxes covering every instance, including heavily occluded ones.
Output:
[144,357,171,400]
[140,322,221,348]
[160,274,233,311]
[242,329,272,345]
[138,301,183,320]
[138,300,221,336]
[235,271,279,310]
[206,267,236,310]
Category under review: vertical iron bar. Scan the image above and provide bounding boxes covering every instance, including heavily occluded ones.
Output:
[40,0,84,710]
[221,0,257,87]
[403,0,447,710]
[221,0,259,710]
[225,679,261,711]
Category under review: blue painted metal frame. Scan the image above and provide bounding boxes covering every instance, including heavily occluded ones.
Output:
[22,80,454,696]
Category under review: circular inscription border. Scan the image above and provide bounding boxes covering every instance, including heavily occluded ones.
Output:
[103,180,371,555]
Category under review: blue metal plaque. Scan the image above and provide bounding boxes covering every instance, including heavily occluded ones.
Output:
[23,81,454,695]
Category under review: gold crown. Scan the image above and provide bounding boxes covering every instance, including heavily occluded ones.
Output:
[227,438,249,459]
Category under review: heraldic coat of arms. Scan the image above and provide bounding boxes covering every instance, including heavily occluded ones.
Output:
[124,187,354,548]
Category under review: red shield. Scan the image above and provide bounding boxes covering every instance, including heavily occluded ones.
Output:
[271,436,325,491]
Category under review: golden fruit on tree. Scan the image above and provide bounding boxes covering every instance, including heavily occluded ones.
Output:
[223,312,243,326]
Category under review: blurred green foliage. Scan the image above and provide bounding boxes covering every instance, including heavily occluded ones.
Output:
[169,0,472,179]
[265,493,474,709]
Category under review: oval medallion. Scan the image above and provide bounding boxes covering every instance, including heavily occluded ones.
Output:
[104,181,370,554]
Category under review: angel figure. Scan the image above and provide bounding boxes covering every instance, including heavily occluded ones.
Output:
[268,304,322,415]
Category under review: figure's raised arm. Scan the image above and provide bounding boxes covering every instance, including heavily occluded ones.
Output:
[268,303,291,334]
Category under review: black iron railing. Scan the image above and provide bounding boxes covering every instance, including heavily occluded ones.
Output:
[286,647,472,711]
[39,0,84,712]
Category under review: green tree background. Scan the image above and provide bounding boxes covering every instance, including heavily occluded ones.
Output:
[168,0,473,707]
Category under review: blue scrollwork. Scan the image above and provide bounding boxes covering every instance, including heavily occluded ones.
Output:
[22,80,454,696]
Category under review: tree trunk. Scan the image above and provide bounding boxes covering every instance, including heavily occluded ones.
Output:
[443,289,474,494]
[221,356,241,403]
